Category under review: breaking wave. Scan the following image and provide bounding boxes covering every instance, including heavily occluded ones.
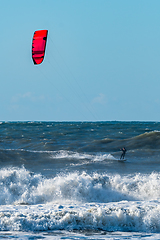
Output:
[0,167,160,205]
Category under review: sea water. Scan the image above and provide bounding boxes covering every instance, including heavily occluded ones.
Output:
[0,121,160,239]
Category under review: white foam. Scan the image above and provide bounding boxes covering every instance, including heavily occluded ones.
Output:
[51,150,116,163]
[0,167,160,232]
[0,201,160,232]
[51,150,93,160]
[93,153,116,161]
[1,167,160,206]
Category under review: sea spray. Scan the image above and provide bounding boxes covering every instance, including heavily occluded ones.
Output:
[0,167,160,205]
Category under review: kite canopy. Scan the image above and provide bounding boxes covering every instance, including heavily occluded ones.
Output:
[32,30,48,65]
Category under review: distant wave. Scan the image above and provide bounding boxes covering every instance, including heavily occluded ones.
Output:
[0,149,118,167]
[126,131,160,149]
[82,131,160,152]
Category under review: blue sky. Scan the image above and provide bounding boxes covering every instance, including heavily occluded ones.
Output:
[1,0,160,121]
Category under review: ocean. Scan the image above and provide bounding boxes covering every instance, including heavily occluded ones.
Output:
[0,121,160,239]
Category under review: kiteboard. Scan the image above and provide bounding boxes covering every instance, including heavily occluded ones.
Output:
[118,159,127,162]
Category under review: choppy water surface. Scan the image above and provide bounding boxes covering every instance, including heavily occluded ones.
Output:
[0,121,160,239]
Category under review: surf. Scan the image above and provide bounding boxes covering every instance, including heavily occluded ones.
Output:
[0,167,160,205]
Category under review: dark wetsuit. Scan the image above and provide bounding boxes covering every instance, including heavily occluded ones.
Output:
[120,148,126,159]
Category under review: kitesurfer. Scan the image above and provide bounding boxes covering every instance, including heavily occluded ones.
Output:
[120,147,126,159]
